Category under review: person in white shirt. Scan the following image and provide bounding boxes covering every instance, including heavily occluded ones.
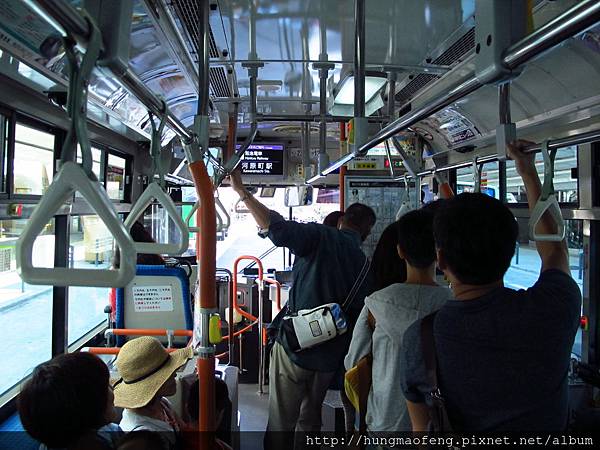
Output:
[345,209,451,434]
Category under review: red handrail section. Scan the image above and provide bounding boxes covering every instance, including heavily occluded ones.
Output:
[188,158,216,441]
[263,278,282,311]
[231,255,264,322]
[107,328,193,337]
[84,346,182,355]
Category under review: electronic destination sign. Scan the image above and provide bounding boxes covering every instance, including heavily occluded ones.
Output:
[236,143,284,176]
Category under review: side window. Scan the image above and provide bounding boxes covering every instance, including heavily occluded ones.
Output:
[456,161,500,199]
[107,153,127,201]
[13,123,55,196]
[506,146,578,204]
[0,218,54,397]
[1,113,7,194]
[68,215,114,344]
[76,146,104,182]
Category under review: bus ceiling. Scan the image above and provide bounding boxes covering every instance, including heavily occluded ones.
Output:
[1,1,599,185]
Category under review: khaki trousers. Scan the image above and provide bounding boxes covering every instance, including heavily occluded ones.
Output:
[264,342,336,449]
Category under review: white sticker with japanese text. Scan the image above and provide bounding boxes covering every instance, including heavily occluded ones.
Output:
[133,285,174,312]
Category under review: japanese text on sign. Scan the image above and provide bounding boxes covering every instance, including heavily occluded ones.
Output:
[236,143,284,175]
[133,285,174,312]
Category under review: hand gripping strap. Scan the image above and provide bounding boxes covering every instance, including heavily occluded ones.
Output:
[528,141,565,242]
[16,162,136,287]
[124,182,189,255]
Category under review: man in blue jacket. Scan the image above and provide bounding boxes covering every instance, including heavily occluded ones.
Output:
[229,171,375,449]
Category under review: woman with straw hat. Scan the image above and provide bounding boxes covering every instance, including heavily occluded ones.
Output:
[113,336,193,448]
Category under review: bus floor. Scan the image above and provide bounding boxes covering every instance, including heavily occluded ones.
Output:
[238,383,269,450]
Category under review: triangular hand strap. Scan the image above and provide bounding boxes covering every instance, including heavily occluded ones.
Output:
[124,182,189,255]
[16,162,136,287]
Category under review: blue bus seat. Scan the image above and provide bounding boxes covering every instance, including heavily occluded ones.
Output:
[115,265,192,346]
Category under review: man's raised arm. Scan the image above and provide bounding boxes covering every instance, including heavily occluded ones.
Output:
[229,170,271,230]
[507,140,570,275]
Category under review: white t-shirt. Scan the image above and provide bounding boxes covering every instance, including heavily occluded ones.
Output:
[119,398,178,447]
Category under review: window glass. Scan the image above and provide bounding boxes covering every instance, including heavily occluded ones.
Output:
[184,187,340,271]
[506,146,578,203]
[1,114,7,193]
[13,123,54,195]
[68,215,113,344]
[76,146,104,182]
[0,218,54,395]
[504,218,584,356]
[107,154,127,200]
[456,161,500,199]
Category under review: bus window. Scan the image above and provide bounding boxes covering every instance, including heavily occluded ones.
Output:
[76,146,104,182]
[1,114,7,194]
[68,215,114,345]
[13,123,54,196]
[107,153,127,200]
[456,161,500,199]
[504,218,584,356]
[184,187,341,271]
[0,218,54,396]
[506,146,578,204]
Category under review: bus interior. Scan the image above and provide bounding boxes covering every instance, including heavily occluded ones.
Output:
[0,0,599,449]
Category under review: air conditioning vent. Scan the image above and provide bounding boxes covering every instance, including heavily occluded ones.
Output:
[170,0,220,59]
[395,27,475,104]
[209,67,232,98]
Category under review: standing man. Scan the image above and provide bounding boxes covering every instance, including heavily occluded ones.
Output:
[400,140,581,432]
[229,171,375,449]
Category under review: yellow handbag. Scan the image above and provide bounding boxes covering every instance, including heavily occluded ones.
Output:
[344,311,376,426]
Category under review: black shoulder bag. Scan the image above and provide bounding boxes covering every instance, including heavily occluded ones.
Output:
[420,312,454,432]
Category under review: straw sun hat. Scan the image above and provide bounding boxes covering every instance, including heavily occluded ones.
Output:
[113,336,193,409]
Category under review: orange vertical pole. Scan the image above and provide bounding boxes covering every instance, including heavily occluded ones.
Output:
[188,159,216,448]
[339,122,347,211]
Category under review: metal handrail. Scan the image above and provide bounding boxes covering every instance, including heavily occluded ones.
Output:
[315,0,600,179]
[27,0,193,142]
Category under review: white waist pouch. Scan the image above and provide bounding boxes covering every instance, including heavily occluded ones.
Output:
[282,303,346,352]
[280,259,370,352]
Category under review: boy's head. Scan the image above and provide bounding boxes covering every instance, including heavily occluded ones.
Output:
[396,209,436,269]
[433,193,518,285]
[18,352,113,448]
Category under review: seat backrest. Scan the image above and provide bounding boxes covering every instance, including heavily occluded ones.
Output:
[115,265,192,346]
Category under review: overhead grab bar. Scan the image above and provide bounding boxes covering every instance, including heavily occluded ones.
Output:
[125,109,189,255]
[16,17,136,288]
[528,141,566,242]
[312,0,600,180]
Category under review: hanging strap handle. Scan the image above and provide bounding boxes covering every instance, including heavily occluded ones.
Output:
[16,17,136,288]
[59,13,101,178]
[528,141,565,242]
[125,104,188,255]
[472,156,482,193]
[185,196,230,233]
[124,182,189,255]
[396,175,412,220]
[17,162,137,287]
[148,106,168,189]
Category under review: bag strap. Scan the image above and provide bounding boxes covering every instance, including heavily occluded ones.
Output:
[341,257,371,311]
[420,311,454,432]
[421,312,438,387]
[356,309,376,435]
